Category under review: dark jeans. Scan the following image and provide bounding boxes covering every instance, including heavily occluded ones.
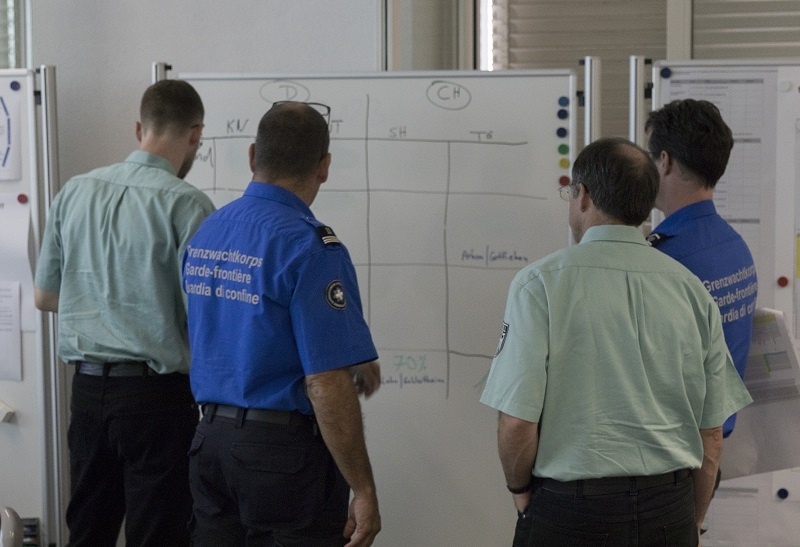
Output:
[189,409,350,546]
[66,371,198,547]
[513,475,697,547]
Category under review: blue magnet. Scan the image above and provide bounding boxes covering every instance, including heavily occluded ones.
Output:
[10,80,20,91]
[660,67,672,79]
[557,127,568,138]
[557,109,569,120]
[558,96,569,107]
[777,488,789,500]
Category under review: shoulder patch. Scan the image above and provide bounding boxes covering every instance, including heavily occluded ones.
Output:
[326,280,347,310]
[494,322,509,357]
[316,225,341,246]
[646,232,672,248]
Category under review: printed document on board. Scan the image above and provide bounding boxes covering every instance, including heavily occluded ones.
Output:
[721,308,800,479]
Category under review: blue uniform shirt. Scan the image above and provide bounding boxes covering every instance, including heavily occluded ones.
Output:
[651,200,758,436]
[184,182,378,414]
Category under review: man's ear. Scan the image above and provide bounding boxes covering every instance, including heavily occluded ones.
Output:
[658,150,676,177]
[577,182,591,212]
[135,121,143,143]
[248,143,256,173]
[189,124,203,147]
[317,153,332,183]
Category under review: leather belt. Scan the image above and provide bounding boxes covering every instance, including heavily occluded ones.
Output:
[74,361,157,377]
[539,469,691,496]
[201,403,312,427]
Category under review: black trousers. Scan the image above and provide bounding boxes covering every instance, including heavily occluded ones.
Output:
[188,408,350,546]
[513,474,697,547]
[66,371,198,547]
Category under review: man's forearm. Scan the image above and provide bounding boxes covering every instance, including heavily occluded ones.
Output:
[498,412,539,489]
[306,368,377,497]
[692,426,723,529]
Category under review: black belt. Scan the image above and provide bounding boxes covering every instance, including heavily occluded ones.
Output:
[538,469,691,496]
[202,403,312,427]
[74,361,157,377]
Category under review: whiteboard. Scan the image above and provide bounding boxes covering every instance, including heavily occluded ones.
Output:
[180,70,576,546]
[0,70,45,520]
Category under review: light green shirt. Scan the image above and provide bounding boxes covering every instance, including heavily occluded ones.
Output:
[35,151,215,374]
[480,225,752,481]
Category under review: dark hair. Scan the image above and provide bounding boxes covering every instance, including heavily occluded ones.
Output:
[253,102,330,181]
[571,137,659,226]
[645,99,733,189]
[140,79,204,135]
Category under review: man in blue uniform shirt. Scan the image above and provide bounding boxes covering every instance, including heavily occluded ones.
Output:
[646,99,758,439]
[184,101,381,546]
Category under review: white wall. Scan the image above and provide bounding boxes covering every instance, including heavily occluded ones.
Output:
[28,0,383,183]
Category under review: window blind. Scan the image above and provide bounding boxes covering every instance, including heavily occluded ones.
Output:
[693,0,800,59]
[492,0,667,139]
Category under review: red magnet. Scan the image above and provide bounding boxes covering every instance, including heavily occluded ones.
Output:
[17,193,28,204]
[777,276,789,288]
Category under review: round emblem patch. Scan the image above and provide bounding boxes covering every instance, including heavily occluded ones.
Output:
[326,280,347,310]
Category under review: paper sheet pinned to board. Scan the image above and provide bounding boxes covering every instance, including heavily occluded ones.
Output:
[0,281,21,380]
[721,308,800,479]
[0,192,33,330]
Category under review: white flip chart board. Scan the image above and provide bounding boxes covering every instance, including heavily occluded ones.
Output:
[653,60,800,546]
[181,70,576,546]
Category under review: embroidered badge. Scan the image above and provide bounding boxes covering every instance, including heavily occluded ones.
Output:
[316,225,341,246]
[645,232,672,248]
[494,322,509,357]
[326,280,347,310]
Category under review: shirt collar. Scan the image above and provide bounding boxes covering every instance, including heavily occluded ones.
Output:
[243,182,314,217]
[580,224,650,246]
[124,150,177,176]
[655,200,717,235]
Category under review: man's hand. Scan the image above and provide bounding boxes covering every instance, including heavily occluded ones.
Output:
[512,491,532,514]
[350,361,381,398]
[343,492,381,547]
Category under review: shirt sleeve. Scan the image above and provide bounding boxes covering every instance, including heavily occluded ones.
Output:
[34,191,64,293]
[174,192,216,309]
[698,299,753,429]
[480,272,549,423]
[290,245,378,375]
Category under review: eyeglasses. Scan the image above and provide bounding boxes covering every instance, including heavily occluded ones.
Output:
[271,101,331,125]
[558,185,575,201]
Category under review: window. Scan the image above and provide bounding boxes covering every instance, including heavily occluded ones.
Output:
[482,0,667,140]
[693,0,800,59]
[0,0,20,69]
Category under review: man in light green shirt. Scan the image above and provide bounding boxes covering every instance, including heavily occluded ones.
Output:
[34,80,214,547]
[481,137,752,546]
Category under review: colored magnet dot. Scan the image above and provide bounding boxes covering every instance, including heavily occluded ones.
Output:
[778,276,789,288]
[558,144,569,155]
[10,80,20,91]
[558,158,570,169]
[660,67,672,79]
[556,127,568,138]
[557,109,569,120]
[777,488,789,500]
[17,193,28,204]
[558,176,571,186]
[558,96,569,107]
